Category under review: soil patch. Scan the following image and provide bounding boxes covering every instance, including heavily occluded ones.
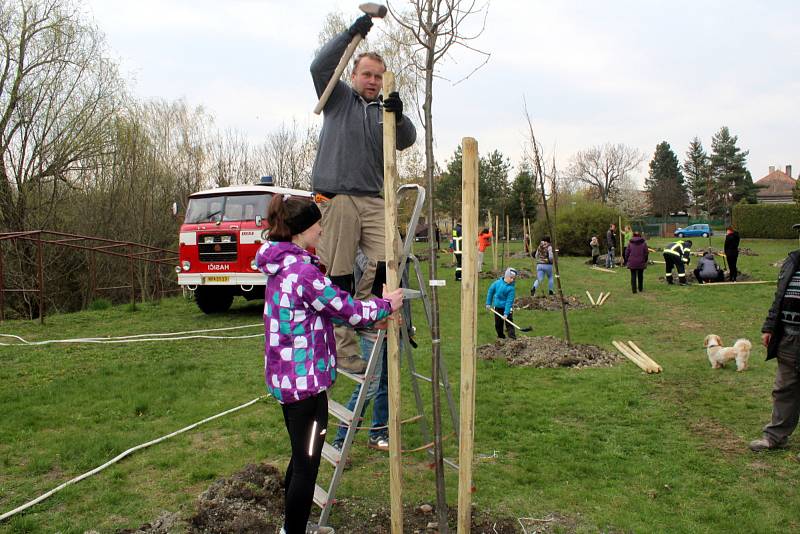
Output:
[189,462,285,533]
[119,463,525,533]
[656,270,756,284]
[515,295,589,311]
[478,336,621,369]
[480,268,534,280]
[688,418,746,457]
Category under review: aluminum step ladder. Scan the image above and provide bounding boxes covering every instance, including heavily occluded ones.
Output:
[314,184,460,526]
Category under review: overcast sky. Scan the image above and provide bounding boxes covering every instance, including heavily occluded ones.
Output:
[84,0,799,185]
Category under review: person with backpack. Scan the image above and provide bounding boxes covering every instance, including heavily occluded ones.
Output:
[623,231,649,293]
[486,268,518,339]
[532,236,555,296]
[256,194,404,534]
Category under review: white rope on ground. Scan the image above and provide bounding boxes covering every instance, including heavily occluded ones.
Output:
[0,395,267,523]
[0,323,263,346]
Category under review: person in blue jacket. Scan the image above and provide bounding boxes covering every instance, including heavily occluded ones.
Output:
[486,268,518,339]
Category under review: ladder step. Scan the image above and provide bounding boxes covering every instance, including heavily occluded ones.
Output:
[337,368,365,384]
[328,399,354,424]
[411,372,448,388]
[401,288,423,299]
[313,484,328,508]
[321,441,342,466]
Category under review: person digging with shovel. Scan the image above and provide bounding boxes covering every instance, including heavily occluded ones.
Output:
[486,268,519,340]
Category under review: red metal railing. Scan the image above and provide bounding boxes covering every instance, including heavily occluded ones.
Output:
[0,231,179,323]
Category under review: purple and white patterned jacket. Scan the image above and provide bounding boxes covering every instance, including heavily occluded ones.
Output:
[255,240,392,404]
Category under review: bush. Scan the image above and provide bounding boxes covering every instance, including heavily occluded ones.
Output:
[733,203,800,238]
[88,298,111,310]
[532,202,624,256]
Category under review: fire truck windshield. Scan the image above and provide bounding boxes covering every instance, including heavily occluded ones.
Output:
[184,194,271,224]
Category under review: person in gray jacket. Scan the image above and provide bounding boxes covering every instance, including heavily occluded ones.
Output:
[692,250,724,283]
[310,15,416,373]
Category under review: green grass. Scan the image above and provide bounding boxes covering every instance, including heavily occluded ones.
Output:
[1,237,799,532]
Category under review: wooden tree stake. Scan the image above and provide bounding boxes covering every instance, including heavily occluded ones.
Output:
[458,137,479,533]
[382,71,403,534]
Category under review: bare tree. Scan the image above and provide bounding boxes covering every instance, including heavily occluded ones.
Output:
[209,129,257,187]
[255,120,318,190]
[0,0,124,232]
[566,143,644,204]
[523,101,571,344]
[388,1,490,530]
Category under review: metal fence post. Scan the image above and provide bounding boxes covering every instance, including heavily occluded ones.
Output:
[37,232,45,324]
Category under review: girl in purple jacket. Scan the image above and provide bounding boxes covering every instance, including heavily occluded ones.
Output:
[623,231,649,294]
[256,195,403,534]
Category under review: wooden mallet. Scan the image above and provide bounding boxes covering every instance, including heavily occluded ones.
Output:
[313,3,388,115]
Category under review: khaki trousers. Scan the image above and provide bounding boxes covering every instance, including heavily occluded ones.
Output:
[317,194,399,359]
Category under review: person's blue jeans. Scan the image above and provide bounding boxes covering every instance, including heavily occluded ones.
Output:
[534,263,554,292]
[334,335,388,445]
[606,247,615,268]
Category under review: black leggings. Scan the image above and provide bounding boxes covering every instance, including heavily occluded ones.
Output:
[629,269,644,292]
[281,392,328,534]
[727,252,739,281]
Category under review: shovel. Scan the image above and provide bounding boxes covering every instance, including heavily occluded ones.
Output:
[488,307,533,332]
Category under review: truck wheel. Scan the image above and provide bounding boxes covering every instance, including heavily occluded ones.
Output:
[195,286,234,314]
[677,233,684,238]
[702,232,708,238]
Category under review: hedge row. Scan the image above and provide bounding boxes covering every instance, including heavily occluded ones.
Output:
[732,203,800,238]
[531,202,624,256]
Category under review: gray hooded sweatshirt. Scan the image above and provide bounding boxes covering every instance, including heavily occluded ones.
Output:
[311,32,416,196]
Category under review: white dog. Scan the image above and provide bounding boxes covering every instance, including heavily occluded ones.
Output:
[704,334,752,371]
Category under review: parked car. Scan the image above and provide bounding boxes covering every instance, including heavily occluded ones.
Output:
[674,223,713,238]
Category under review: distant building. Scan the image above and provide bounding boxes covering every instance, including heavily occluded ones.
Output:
[755,165,795,204]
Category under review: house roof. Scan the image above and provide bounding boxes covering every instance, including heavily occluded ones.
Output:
[755,170,795,197]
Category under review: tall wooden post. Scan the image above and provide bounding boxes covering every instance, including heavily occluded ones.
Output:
[382,71,403,534]
[490,211,497,273]
[505,214,510,259]
[458,137,479,533]
[490,214,500,272]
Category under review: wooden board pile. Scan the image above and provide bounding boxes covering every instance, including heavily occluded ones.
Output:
[612,340,662,374]
[585,291,611,307]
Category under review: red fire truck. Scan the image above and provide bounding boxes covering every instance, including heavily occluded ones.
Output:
[176,177,312,313]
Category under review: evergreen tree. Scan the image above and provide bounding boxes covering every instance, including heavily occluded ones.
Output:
[479,149,512,220]
[436,145,463,222]
[506,162,537,227]
[709,126,752,218]
[683,137,712,215]
[644,141,687,217]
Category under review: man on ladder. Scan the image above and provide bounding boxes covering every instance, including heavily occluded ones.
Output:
[310,14,416,373]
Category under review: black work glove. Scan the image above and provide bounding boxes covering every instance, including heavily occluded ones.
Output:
[382,91,404,120]
[348,14,373,39]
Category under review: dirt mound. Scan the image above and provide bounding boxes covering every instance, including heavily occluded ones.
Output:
[515,295,589,311]
[480,268,534,280]
[656,270,756,283]
[351,503,522,533]
[122,463,527,533]
[189,462,284,533]
[115,512,184,534]
[478,336,620,369]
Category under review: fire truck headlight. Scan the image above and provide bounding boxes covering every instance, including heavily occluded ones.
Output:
[181,260,191,271]
[174,265,181,274]
[250,259,258,271]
